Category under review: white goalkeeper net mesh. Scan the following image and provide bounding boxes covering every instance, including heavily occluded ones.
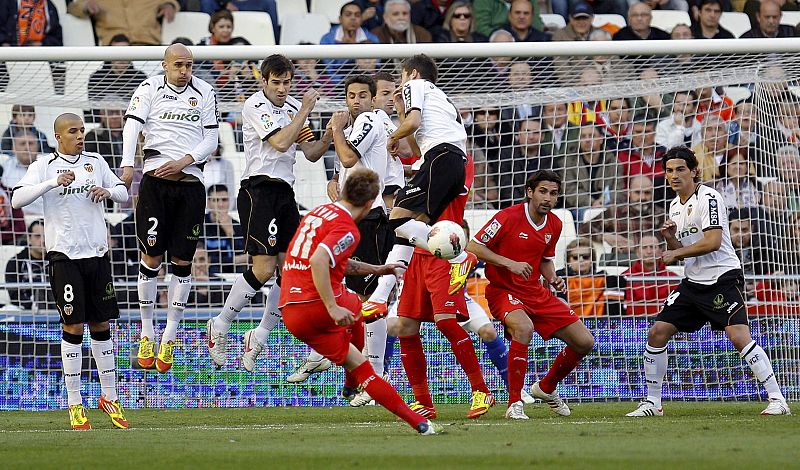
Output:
[0,43,798,409]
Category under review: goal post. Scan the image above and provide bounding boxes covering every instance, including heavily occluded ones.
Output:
[0,40,798,410]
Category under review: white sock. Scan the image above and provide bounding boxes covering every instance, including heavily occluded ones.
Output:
[644,344,667,407]
[307,349,325,362]
[138,263,158,340]
[740,341,785,401]
[215,272,261,333]
[254,284,281,344]
[367,244,414,303]
[366,318,388,375]
[163,273,191,343]
[91,338,118,401]
[395,219,431,251]
[61,339,83,406]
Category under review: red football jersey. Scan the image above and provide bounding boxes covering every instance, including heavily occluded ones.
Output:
[279,203,360,306]
[472,204,562,296]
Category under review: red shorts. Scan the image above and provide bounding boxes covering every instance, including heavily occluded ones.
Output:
[397,254,468,322]
[485,286,578,341]
[281,291,362,366]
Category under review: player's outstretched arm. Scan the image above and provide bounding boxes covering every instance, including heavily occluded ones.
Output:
[120,116,144,188]
[345,260,405,278]
[539,259,566,294]
[467,239,532,279]
[12,168,73,209]
[662,228,723,265]
[309,246,357,326]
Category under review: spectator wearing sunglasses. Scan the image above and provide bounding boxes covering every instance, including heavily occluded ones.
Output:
[556,237,626,316]
[435,1,487,42]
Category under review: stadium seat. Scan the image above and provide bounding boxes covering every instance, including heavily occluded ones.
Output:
[52,0,67,16]
[294,150,330,210]
[541,13,566,30]
[593,14,626,28]
[276,0,309,23]
[650,10,691,32]
[781,11,800,26]
[4,62,55,99]
[161,12,211,45]
[61,14,95,46]
[65,60,104,103]
[719,12,752,38]
[232,12,276,46]
[34,106,86,148]
[552,209,577,270]
[279,13,332,45]
[310,0,351,24]
[218,121,237,157]
[723,86,752,104]
[226,151,246,196]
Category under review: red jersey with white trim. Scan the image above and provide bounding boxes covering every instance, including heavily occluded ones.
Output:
[472,204,562,296]
[279,202,360,306]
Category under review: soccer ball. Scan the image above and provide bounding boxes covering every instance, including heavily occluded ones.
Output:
[427,220,466,260]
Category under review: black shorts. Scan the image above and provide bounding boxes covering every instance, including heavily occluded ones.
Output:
[135,174,206,261]
[346,207,394,296]
[238,176,300,256]
[48,254,120,325]
[394,143,466,222]
[656,269,748,332]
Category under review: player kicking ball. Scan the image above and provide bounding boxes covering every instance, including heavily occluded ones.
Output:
[279,168,442,435]
[467,171,595,420]
[627,146,791,417]
[12,113,130,430]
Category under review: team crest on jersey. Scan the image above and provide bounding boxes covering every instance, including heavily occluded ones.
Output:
[84,163,94,173]
[268,234,277,247]
[189,97,198,107]
[63,303,73,316]
[147,234,156,246]
[485,219,502,238]
[333,232,356,256]
[544,233,551,243]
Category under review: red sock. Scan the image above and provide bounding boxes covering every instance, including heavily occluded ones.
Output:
[344,321,366,389]
[436,317,489,393]
[399,335,433,407]
[508,340,529,405]
[351,361,426,429]
[539,346,584,394]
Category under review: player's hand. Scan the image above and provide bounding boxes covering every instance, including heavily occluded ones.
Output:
[87,186,111,203]
[120,166,134,189]
[153,155,194,178]
[393,87,406,118]
[547,276,567,294]
[375,262,406,279]
[662,250,680,265]
[387,136,400,157]
[329,305,357,326]
[301,89,320,112]
[56,171,75,187]
[505,260,533,280]
[86,0,102,15]
[660,218,677,239]
[326,179,339,202]
[329,110,350,132]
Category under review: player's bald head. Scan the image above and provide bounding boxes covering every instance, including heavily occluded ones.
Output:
[54,113,83,134]
[164,43,192,63]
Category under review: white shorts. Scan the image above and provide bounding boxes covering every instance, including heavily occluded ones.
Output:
[458,292,491,334]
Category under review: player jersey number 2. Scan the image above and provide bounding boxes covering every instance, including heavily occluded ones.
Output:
[289,215,324,259]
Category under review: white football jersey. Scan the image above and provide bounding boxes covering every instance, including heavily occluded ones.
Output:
[124,75,219,180]
[668,184,741,284]
[14,152,125,259]
[401,79,467,157]
[375,108,405,191]
[336,111,390,211]
[241,91,313,186]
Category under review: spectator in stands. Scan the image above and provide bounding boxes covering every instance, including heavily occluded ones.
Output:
[469,107,503,187]
[204,184,246,275]
[68,0,179,46]
[741,0,796,37]
[501,0,550,42]
[639,0,690,11]
[623,234,679,315]
[617,112,667,181]
[87,35,149,102]
[474,0,543,37]
[730,208,775,277]
[734,100,758,148]
[599,97,632,152]
[0,0,62,47]
[498,61,540,137]
[556,237,626,316]
[1,131,43,218]
[553,3,596,41]
[434,1,488,42]
[669,23,696,67]
[568,69,607,126]
[355,0,384,31]
[613,2,671,40]
[497,118,551,207]
[199,0,277,36]
[691,0,735,38]
[560,124,623,214]
[198,9,246,45]
[587,29,631,83]
[0,179,25,245]
[486,29,516,84]
[759,180,791,249]
[371,0,432,44]
[84,108,124,171]
[743,0,798,29]
[0,105,51,154]
[580,174,665,253]
[692,113,730,182]
[292,54,335,96]
[4,220,52,310]
[776,101,800,145]
[188,244,228,307]
[352,48,382,75]
[656,90,701,149]
[695,86,734,122]
[715,147,761,210]
[321,3,381,77]
[632,68,669,118]
[776,145,800,211]
[541,101,580,165]
[203,147,236,210]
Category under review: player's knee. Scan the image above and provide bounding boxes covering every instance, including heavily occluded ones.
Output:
[140,257,161,272]
[386,317,400,336]
[171,262,192,278]
[88,327,111,341]
[393,318,420,337]
[572,333,595,356]
[647,324,671,347]
[251,256,277,283]
[62,326,83,342]
[477,324,497,342]
[509,324,533,344]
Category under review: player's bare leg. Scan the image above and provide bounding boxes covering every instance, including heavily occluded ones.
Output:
[627,320,676,417]
[503,310,534,420]
[137,253,162,369]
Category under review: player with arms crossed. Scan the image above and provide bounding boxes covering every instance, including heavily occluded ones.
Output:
[468,171,595,420]
[122,43,219,373]
[12,114,129,430]
[206,54,332,370]
[280,168,442,435]
[627,146,791,417]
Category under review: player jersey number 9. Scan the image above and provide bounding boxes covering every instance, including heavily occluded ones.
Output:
[289,216,324,260]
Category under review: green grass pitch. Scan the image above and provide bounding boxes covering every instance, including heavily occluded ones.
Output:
[1,402,797,469]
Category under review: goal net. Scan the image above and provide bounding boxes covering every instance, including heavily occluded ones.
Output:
[0,41,798,410]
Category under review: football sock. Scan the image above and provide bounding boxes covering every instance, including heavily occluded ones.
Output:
[394,219,431,251]
[215,269,263,333]
[740,341,785,400]
[307,349,325,363]
[643,344,667,407]
[366,318,388,376]
[90,329,117,402]
[484,336,509,386]
[539,346,585,394]
[384,335,398,372]
[351,361,425,429]
[61,331,83,406]
[163,265,192,344]
[367,244,413,303]
[253,284,281,344]
[345,322,366,389]
[436,317,489,393]
[507,340,529,405]
[137,262,159,340]
[399,334,433,407]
